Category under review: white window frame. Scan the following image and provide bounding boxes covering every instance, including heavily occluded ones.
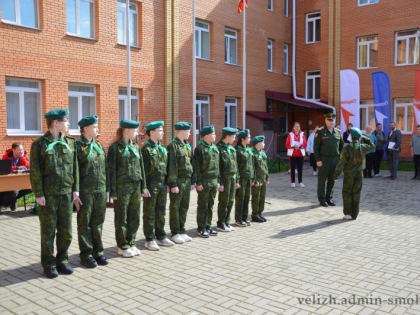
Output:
[357,0,379,7]
[360,101,375,132]
[268,0,273,11]
[118,88,139,121]
[117,0,138,46]
[66,0,95,39]
[394,99,414,135]
[268,39,273,72]
[305,70,320,101]
[224,27,238,65]
[195,19,210,60]
[395,30,420,66]
[1,0,39,29]
[284,0,289,17]
[225,97,238,128]
[195,95,210,135]
[283,43,289,74]
[357,35,378,69]
[306,12,321,44]
[6,78,42,136]
[68,84,96,135]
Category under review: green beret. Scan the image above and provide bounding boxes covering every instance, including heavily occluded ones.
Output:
[120,119,140,129]
[174,121,192,130]
[251,135,265,145]
[325,112,337,120]
[78,115,98,128]
[237,129,250,139]
[45,109,68,120]
[200,125,215,137]
[222,127,238,135]
[350,127,362,140]
[145,120,164,131]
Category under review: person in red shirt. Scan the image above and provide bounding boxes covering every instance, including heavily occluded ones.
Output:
[0,143,31,211]
[286,122,307,188]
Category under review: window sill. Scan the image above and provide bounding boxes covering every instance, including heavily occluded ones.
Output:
[66,33,97,42]
[224,62,240,67]
[1,20,40,31]
[394,63,419,67]
[116,43,141,50]
[7,131,43,136]
[196,57,214,62]
[305,41,321,45]
[356,66,378,70]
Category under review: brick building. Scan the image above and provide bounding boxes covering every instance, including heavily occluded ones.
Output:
[0,0,419,159]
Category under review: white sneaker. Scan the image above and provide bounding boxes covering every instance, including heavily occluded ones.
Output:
[145,240,160,251]
[343,215,352,220]
[299,183,305,188]
[157,238,175,247]
[291,183,296,188]
[130,246,141,256]
[171,234,185,244]
[227,225,235,231]
[217,226,230,232]
[181,234,192,242]
[118,247,135,258]
[224,225,232,232]
[313,171,318,176]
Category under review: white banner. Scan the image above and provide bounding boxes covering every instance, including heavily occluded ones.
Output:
[340,70,360,134]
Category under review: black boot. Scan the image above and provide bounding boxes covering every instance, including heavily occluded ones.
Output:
[57,263,74,275]
[44,266,59,279]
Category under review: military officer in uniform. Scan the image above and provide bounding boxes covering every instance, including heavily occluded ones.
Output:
[30,109,80,278]
[141,121,175,251]
[313,113,344,207]
[75,115,109,268]
[167,122,195,244]
[194,125,220,238]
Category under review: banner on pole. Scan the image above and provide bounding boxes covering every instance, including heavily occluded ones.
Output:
[340,70,360,133]
[372,71,392,138]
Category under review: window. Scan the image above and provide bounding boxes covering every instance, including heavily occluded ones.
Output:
[306,71,320,100]
[195,95,210,135]
[68,84,96,133]
[6,78,42,134]
[225,28,237,65]
[358,0,379,6]
[267,39,273,72]
[306,12,320,44]
[117,0,138,46]
[283,44,289,74]
[225,97,237,128]
[395,30,419,66]
[66,0,94,38]
[357,35,378,69]
[195,20,210,60]
[360,100,375,131]
[119,87,139,121]
[268,0,273,11]
[394,98,414,134]
[1,0,39,28]
[284,0,288,17]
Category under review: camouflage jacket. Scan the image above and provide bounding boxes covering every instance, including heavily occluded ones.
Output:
[141,139,167,187]
[30,132,79,197]
[193,140,220,186]
[217,141,238,184]
[252,147,269,185]
[76,137,107,193]
[166,137,195,188]
[236,144,255,181]
[107,140,147,197]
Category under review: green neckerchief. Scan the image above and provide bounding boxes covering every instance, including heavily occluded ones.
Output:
[349,142,360,149]
[220,142,236,154]
[173,137,192,152]
[199,139,219,153]
[77,137,103,158]
[146,139,167,157]
[238,144,252,155]
[45,133,70,152]
[252,147,267,159]
[123,140,140,159]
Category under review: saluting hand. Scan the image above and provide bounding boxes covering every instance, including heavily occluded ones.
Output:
[171,187,180,194]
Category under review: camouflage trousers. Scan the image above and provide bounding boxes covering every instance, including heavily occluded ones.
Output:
[114,182,141,250]
[77,190,106,261]
[169,178,191,235]
[251,182,267,219]
[217,175,236,227]
[342,171,363,220]
[38,193,73,268]
[235,177,251,222]
[143,181,167,241]
[196,179,218,232]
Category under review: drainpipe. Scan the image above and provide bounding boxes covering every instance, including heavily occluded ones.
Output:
[292,0,336,114]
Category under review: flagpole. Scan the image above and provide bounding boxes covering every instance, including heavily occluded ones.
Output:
[192,0,197,148]
[126,0,131,120]
[242,1,246,129]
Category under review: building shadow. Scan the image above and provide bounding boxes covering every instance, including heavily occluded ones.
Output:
[271,219,349,239]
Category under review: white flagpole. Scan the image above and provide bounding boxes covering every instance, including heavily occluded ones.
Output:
[242,2,246,129]
[192,0,197,147]
[126,0,131,120]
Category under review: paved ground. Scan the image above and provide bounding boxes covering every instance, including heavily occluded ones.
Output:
[1,167,420,315]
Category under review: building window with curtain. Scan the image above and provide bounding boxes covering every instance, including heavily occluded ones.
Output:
[195,95,210,135]
[357,35,378,69]
[225,97,238,128]
[68,84,96,134]
[1,0,39,28]
[117,0,138,46]
[284,0,288,17]
[283,43,289,74]
[268,0,273,11]
[267,39,273,72]
[360,100,376,131]
[306,71,320,100]
[306,12,321,43]
[119,87,139,121]
[195,20,210,60]
[395,30,419,66]
[394,98,414,134]
[66,0,95,39]
[225,28,238,65]
[6,78,42,135]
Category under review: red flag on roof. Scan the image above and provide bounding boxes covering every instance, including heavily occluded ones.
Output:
[238,0,248,13]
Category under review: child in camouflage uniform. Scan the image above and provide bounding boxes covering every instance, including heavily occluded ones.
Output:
[251,136,269,223]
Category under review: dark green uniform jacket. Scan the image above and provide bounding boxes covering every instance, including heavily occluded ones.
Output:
[194,140,220,186]
[142,139,168,186]
[252,148,269,185]
[167,137,195,187]
[314,126,344,161]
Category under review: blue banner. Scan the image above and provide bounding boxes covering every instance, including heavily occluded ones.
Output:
[372,71,391,138]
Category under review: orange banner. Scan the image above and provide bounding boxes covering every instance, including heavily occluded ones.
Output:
[238,0,248,13]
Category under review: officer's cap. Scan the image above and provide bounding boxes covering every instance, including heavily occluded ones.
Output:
[145,120,164,131]
[350,127,362,140]
[324,112,336,120]
[174,121,192,130]
[222,127,238,135]
[200,125,215,137]
[251,135,265,145]
[237,129,250,139]
[45,109,69,120]
[120,119,140,129]
[78,115,98,128]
